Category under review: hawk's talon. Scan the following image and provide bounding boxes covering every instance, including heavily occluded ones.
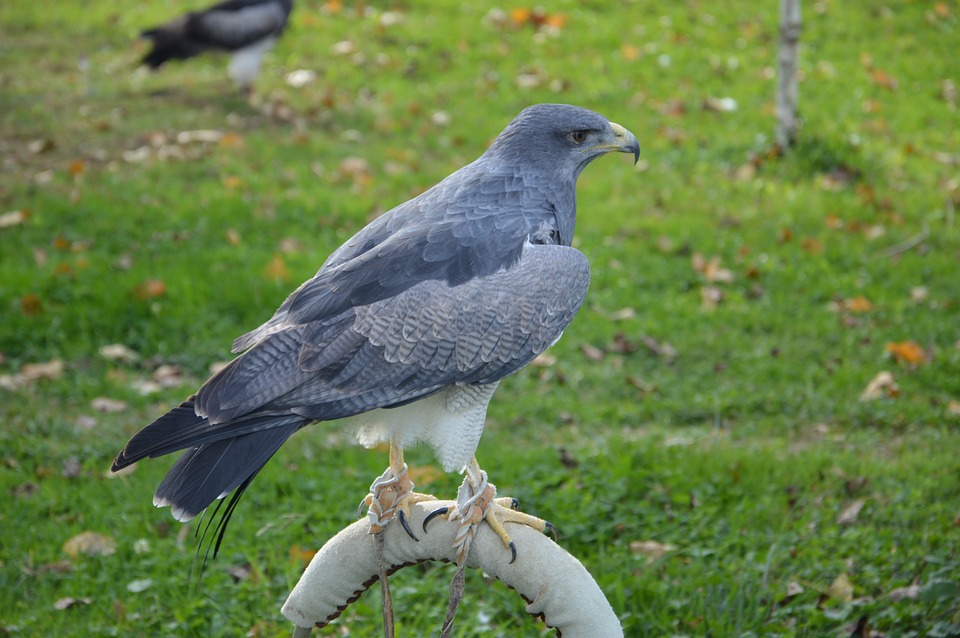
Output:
[544,520,559,542]
[398,509,419,542]
[423,506,450,532]
[508,540,517,565]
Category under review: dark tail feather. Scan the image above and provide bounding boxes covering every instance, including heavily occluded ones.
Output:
[152,419,302,521]
[112,398,302,471]
[139,27,206,69]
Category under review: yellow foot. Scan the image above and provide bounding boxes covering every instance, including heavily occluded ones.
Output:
[361,462,437,539]
[424,458,557,565]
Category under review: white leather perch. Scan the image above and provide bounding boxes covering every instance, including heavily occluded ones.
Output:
[282,500,623,637]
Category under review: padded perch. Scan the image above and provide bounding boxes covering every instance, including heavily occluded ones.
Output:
[282,500,623,637]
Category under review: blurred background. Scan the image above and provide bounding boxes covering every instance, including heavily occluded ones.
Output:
[1,1,958,636]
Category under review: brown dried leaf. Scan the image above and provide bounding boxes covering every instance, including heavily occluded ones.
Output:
[152,364,183,388]
[134,279,167,300]
[837,498,867,525]
[263,254,290,282]
[580,343,605,362]
[54,597,92,610]
[700,285,723,310]
[20,293,44,316]
[630,540,677,564]
[859,371,898,401]
[0,209,30,228]
[91,397,128,413]
[947,400,960,417]
[608,307,636,321]
[887,583,920,601]
[786,580,804,597]
[640,335,678,360]
[885,341,927,366]
[67,159,86,178]
[218,132,245,148]
[827,573,854,602]
[871,68,898,91]
[99,343,139,363]
[63,531,116,557]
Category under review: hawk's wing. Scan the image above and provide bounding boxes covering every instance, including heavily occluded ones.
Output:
[195,242,589,424]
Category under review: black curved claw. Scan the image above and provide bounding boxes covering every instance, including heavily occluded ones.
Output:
[423,506,449,533]
[508,541,518,565]
[398,510,419,542]
[509,497,520,511]
[544,521,559,542]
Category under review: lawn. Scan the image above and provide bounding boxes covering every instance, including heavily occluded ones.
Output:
[1,1,959,636]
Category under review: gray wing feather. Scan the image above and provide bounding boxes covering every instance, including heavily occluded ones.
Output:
[196,243,588,425]
[353,242,588,379]
[194,3,288,49]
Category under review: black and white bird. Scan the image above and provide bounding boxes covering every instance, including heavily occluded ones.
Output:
[140,0,293,89]
[112,104,639,563]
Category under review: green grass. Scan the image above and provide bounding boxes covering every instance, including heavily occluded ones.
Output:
[2,0,959,636]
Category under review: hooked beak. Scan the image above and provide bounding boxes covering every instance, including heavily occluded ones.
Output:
[606,122,640,164]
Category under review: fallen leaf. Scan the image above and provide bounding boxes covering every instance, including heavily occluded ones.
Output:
[67,159,85,178]
[827,572,855,603]
[263,254,290,282]
[63,531,116,557]
[91,397,127,413]
[225,228,242,246]
[837,498,866,525]
[630,540,677,564]
[20,293,44,316]
[218,132,245,148]
[910,286,929,303]
[802,237,823,254]
[947,400,960,417]
[61,457,82,478]
[222,175,242,190]
[0,209,30,228]
[607,307,636,321]
[702,96,737,113]
[859,371,899,401]
[134,279,166,300]
[151,364,183,388]
[176,129,222,144]
[887,583,920,601]
[29,138,55,154]
[786,580,804,597]
[640,335,678,360]
[700,285,723,310]
[0,359,65,390]
[692,253,734,283]
[580,343,605,362]
[126,578,153,593]
[885,341,927,366]
[99,343,139,363]
[841,296,873,313]
[53,597,91,610]
[871,68,898,91]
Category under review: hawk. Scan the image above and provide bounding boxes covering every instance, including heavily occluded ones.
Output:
[112,104,639,561]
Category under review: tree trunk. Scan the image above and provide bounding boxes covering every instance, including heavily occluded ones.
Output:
[776,0,802,148]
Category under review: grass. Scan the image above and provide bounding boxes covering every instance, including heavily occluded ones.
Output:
[1,0,959,636]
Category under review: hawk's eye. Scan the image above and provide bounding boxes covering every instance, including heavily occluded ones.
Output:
[569,130,588,145]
